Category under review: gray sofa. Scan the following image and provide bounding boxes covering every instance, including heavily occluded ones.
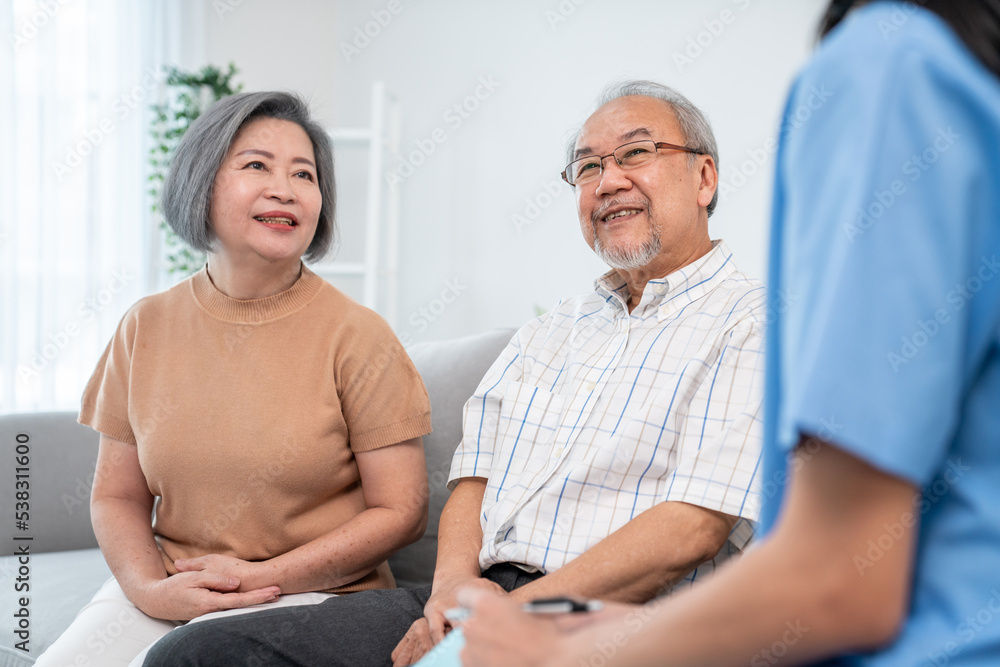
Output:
[0,328,514,666]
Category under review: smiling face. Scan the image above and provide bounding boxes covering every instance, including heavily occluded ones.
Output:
[208,116,321,268]
[573,96,717,277]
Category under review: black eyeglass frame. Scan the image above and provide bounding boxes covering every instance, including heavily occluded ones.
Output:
[561,140,706,186]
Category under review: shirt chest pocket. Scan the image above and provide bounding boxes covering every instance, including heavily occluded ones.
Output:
[494,382,567,468]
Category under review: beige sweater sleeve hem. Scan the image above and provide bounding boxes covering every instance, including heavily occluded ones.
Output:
[78,405,136,446]
[350,412,432,452]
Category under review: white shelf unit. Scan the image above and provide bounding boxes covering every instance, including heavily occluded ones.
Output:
[314,82,401,327]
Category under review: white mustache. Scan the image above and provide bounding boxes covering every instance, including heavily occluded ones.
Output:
[591,197,650,226]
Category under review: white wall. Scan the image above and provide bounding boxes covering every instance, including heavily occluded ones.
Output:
[195,0,827,342]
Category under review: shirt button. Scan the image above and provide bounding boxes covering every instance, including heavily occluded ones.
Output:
[653,284,665,294]
[585,381,597,392]
[554,447,564,457]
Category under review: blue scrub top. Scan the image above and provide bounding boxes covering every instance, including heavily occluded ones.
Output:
[764,2,1000,665]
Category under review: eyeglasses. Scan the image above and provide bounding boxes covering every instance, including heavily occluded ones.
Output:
[561,140,705,187]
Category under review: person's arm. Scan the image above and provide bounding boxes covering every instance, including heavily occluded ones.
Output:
[391,476,504,666]
[507,500,736,605]
[175,436,428,594]
[459,438,917,666]
[90,435,281,621]
[425,477,502,632]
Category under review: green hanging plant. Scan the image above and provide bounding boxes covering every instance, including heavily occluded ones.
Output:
[149,63,243,276]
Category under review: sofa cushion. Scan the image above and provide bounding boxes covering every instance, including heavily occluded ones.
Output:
[388,328,514,589]
[0,548,112,665]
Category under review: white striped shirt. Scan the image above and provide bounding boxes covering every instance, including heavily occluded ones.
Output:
[449,240,766,588]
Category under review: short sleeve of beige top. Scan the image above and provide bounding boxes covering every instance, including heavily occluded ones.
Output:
[79,265,432,593]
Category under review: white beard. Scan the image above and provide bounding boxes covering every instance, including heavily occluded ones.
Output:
[593,222,662,270]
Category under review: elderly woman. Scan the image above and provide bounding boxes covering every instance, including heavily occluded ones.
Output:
[35,92,431,666]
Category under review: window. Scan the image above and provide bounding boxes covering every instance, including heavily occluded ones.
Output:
[1,0,194,412]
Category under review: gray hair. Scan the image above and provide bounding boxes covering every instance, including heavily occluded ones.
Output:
[162,91,336,262]
[566,80,720,217]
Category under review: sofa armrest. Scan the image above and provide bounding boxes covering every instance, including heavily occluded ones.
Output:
[0,411,100,556]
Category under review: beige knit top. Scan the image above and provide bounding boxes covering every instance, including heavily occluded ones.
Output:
[80,265,431,593]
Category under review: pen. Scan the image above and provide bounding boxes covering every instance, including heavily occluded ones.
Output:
[444,596,603,623]
[521,597,604,614]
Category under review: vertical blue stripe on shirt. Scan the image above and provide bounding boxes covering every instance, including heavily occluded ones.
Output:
[495,385,539,502]
[473,353,520,474]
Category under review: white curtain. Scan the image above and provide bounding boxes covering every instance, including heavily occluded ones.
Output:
[1,0,198,412]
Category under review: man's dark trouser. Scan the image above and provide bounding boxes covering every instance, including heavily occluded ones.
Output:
[142,564,541,667]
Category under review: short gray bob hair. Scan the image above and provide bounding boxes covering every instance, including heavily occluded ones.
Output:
[567,80,720,217]
[162,91,336,262]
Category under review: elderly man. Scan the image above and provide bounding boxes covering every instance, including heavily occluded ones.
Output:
[143,79,765,667]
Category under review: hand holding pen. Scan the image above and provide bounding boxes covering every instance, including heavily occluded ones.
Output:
[445,596,604,624]
[454,590,615,667]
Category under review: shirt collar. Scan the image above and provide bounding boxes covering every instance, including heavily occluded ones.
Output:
[593,240,738,318]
